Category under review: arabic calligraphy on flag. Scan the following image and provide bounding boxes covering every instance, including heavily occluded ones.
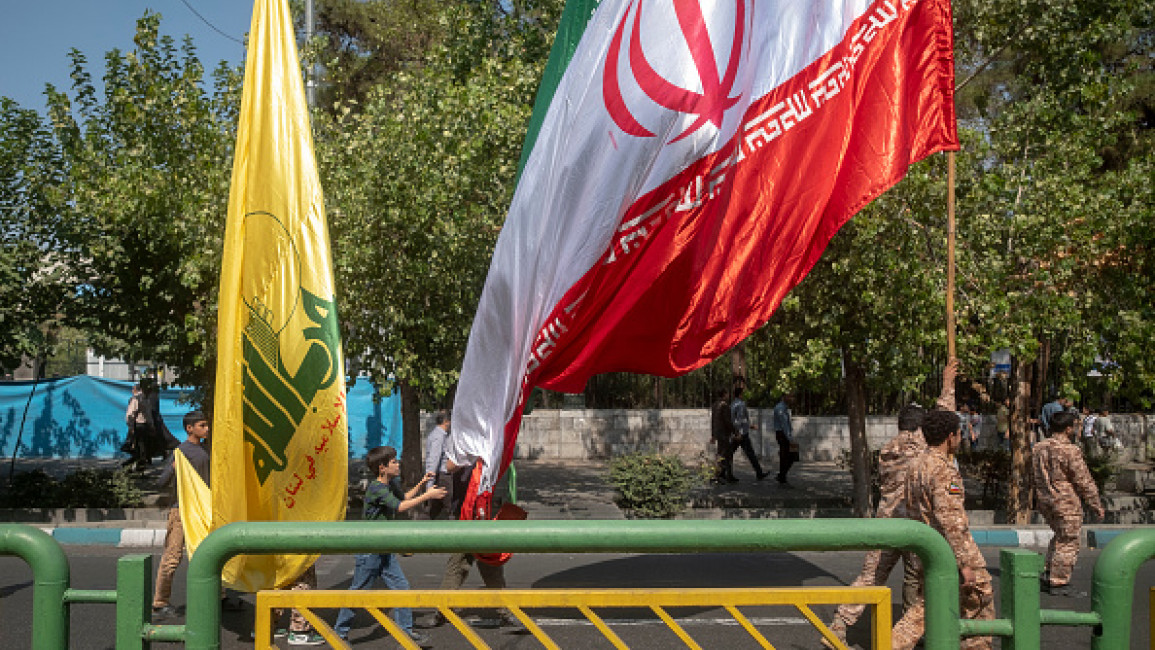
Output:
[451,0,957,498]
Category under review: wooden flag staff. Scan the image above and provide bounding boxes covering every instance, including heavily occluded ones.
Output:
[946,150,957,359]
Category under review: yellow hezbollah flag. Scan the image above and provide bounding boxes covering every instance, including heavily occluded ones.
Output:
[210,0,348,591]
[173,449,211,558]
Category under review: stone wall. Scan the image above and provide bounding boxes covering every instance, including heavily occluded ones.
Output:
[426,410,1155,463]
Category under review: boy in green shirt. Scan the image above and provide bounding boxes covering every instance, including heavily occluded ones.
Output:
[330,446,445,646]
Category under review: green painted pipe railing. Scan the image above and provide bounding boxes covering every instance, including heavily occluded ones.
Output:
[1091,527,1155,650]
[0,524,70,649]
[180,518,962,650]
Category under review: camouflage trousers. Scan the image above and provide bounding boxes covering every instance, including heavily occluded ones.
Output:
[1041,502,1083,585]
[832,548,920,628]
[892,567,994,650]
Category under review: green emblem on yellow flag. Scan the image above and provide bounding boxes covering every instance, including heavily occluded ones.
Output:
[201,0,348,592]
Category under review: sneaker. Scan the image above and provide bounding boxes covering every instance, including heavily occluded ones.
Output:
[407,629,433,647]
[152,605,177,619]
[286,631,326,646]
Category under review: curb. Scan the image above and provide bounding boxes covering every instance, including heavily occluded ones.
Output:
[35,526,168,547]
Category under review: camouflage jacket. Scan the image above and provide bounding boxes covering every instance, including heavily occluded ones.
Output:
[877,430,928,519]
[1032,436,1102,513]
[906,448,984,570]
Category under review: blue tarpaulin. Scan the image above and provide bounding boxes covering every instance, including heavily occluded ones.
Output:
[0,375,402,459]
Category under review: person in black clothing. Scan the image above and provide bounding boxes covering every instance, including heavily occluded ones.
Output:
[711,389,738,483]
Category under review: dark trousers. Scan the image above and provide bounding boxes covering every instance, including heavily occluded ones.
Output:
[735,434,764,478]
[715,438,736,481]
[427,470,454,520]
[776,431,795,480]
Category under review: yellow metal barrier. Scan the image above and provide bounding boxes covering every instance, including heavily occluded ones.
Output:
[255,586,892,649]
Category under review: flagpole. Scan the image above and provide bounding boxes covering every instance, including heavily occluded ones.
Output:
[946,151,957,359]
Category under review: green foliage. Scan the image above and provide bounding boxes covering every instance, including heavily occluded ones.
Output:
[43,12,241,391]
[606,452,709,519]
[0,99,70,374]
[0,469,144,508]
[316,0,565,402]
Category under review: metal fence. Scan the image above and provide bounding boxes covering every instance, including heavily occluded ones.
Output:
[2,521,1153,649]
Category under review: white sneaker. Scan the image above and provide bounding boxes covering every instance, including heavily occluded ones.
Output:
[286,631,325,646]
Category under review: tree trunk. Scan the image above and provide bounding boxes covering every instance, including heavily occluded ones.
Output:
[1008,357,1033,524]
[844,356,872,517]
[731,342,747,387]
[399,381,423,488]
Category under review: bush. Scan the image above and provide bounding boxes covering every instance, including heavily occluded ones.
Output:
[0,470,61,508]
[0,468,144,508]
[606,452,708,519]
[57,469,145,508]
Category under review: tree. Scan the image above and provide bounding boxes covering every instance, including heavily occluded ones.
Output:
[309,0,447,113]
[948,0,1154,520]
[316,0,564,484]
[44,13,241,396]
[750,157,953,517]
[0,99,71,376]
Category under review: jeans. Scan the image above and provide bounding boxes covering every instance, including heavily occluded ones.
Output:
[333,553,413,637]
[735,433,765,478]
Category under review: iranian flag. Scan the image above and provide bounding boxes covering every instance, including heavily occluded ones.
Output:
[450,0,957,500]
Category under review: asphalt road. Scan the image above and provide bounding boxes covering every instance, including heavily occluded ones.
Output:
[0,547,1150,649]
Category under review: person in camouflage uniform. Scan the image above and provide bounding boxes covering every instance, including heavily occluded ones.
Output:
[891,409,994,650]
[821,360,959,647]
[1032,409,1105,596]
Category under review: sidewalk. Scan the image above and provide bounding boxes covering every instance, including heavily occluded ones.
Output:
[0,457,1146,549]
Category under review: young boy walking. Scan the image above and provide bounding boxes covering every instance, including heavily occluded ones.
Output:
[332,446,444,645]
[1033,410,1105,596]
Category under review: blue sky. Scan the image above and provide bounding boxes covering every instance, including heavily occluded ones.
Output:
[2,1,255,111]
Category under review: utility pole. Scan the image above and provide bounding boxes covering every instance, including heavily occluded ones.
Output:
[305,0,316,107]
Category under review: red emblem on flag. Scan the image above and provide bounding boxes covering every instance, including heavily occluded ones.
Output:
[603,0,748,143]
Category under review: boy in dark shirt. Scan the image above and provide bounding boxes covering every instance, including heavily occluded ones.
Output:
[332,446,444,645]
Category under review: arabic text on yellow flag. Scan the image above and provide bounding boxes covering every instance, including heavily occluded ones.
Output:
[206,0,348,592]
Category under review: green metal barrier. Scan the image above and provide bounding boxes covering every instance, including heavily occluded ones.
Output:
[180,518,962,650]
[6,520,1151,648]
[1092,527,1155,649]
[0,524,70,649]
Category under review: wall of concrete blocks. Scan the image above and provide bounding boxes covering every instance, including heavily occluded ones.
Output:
[427,410,1154,463]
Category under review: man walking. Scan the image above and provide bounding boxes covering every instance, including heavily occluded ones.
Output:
[730,382,768,481]
[424,410,453,519]
[823,359,957,647]
[891,409,995,650]
[772,393,795,485]
[152,412,241,617]
[710,389,738,483]
[1033,410,1105,596]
